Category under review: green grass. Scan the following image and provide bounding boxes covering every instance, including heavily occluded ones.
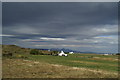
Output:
[2,44,118,78]
[25,54,118,72]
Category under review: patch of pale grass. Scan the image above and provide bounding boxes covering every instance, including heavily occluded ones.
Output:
[71,60,118,67]
[2,59,118,78]
[91,57,118,61]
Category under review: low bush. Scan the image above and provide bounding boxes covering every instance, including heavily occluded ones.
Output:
[30,49,39,55]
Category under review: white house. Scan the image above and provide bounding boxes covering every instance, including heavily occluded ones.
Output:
[48,50,50,51]
[69,52,74,54]
[58,51,68,56]
[103,53,109,55]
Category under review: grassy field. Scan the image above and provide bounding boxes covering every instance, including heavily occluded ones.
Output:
[27,53,118,72]
[2,44,119,78]
[2,53,119,78]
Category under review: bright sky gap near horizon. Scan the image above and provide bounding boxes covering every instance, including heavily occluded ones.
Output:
[2,2,118,53]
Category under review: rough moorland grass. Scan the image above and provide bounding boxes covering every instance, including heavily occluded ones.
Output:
[3,58,118,78]
[26,54,118,72]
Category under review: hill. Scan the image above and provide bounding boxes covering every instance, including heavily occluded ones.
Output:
[2,44,58,57]
[2,44,31,55]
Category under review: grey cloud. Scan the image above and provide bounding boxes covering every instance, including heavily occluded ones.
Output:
[3,2,117,26]
[2,2,118,53]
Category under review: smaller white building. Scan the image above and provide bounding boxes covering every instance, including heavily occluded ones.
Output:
[58,51,68,56]
[48,50,50,51]
[69,52,74,54]
[103,54,109,55]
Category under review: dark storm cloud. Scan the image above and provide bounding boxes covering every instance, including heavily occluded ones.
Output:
[2,2,118,39]
[3,2,117,26]
[2,2,118,53]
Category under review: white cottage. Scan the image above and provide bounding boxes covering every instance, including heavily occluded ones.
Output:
[58,51,68,56]
[103,53,109,55]
[69,52,74,54]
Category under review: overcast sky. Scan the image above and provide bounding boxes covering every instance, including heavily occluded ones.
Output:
[2,2,118,53]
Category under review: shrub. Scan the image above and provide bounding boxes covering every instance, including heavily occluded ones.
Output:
[116,53,120,55]
[30,49,39,55]
[38,52,44,55]
[3,53,13,57]
[51,51,58,55]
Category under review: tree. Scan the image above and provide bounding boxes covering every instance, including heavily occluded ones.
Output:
[51,51,58,56]
[116,53,120,55]
[30,49,39,55]
[38,51,44,55]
